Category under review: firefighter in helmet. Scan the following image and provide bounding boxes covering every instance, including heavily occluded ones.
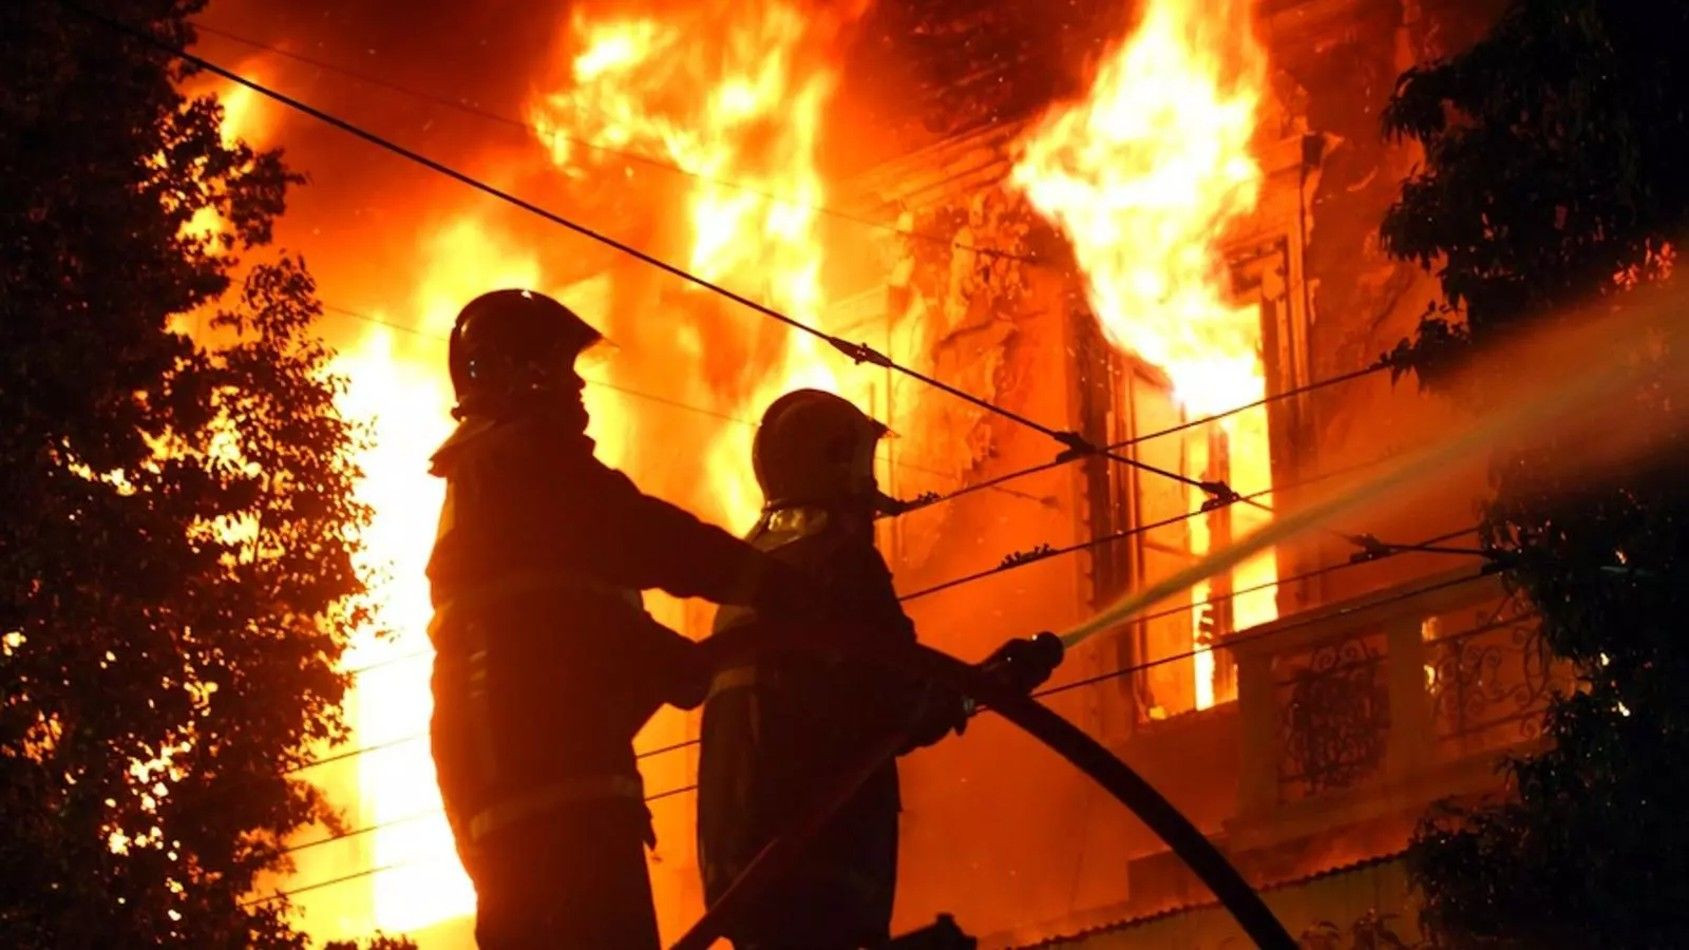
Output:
[696,389,1067,948]
[427,290,821,948]
[694,389,968,948]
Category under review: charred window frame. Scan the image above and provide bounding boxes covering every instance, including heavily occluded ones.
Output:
[1076,227,1313,728]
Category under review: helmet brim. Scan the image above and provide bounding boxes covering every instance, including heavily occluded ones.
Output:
[574,334,619,373]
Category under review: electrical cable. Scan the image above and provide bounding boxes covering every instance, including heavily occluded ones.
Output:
[898,449,1429,603]
[898,484,1279,603]
[323,300,764,429]
[319,299,1040,501]
[73,6,1185,498]
[282,522,1479,789]
[315,471,1474,771]
[286,729,704,779]
[896,358,1394,516]
[1034,567,1506,700]
[246,780,700,906]
[259,566,1509,912]
[244,859,422,905]
[1052,523,1478,659]
[332,440,1411,683]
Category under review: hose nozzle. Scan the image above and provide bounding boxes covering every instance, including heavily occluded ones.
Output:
[979,631,1065,695]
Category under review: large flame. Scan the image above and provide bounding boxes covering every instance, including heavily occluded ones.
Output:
[1012,0,1275,709]
[296,0,864,935]
[529,0,859,528]
[207,0,1280,933]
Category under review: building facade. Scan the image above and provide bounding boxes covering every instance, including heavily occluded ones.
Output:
[806,1,1551,944]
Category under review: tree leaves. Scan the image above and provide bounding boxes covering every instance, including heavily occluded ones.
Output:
[1382,1,1689,945]
[1,3,372,944]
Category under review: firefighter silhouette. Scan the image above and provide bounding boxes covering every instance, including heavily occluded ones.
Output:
[426,290,821,948]
[696,389,972,949]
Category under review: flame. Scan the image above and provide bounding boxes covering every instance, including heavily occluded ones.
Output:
[197,8,863,932]
[296,4,863,933]
[529,0,859,529]
[1012,0,1275,709]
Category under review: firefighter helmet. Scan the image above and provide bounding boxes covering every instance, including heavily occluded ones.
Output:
[447,289,604,419]
[753,389,888,510]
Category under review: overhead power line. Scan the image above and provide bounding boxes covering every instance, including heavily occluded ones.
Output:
[877,356,1399,563]
[247,781,700,906]
[245,859,422,905]
[318,299,1041,504]
[320,302,759,429]
[257,539,1500,901]
[899,484,1279,602]
[1110,361,1393,453]
[287,730,702,780]
[898,450,1436,602]
[190,21,1039,266]
[78,8,1193,501]
[335,447,1396,685]
[280,809,434,856]
[317,299,1040,513]
[289,520,1480,777]
[1035,567,1512,700]
[1029,526,1481,697]
[896,359,1395,516]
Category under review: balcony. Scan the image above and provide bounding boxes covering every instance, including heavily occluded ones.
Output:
[1227,567,1566,846]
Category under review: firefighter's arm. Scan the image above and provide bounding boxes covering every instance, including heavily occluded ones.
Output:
[635,614,712,711]
[836,546,969,750]
[844,550,1061,746]
[577,461,820,614]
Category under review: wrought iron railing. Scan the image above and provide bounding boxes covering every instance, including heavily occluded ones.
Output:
[1232,569,1561,819]
[1424,590,1562,750]
[1275,633,1391,799]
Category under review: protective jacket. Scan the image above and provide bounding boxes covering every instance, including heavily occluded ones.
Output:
[427,407,784,947]
[697,505,953,949]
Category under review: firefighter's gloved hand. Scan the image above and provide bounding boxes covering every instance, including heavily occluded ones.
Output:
[902,680,970,751]
[977,632,1064,695]
[644,617,711,711]
[663,656,710,711]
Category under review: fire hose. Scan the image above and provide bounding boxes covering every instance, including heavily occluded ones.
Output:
[670,636,1296,950]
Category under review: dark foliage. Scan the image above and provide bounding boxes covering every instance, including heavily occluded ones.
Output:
[323,933,419,950]
[1,1,375,944]
[1380,1,1689,945]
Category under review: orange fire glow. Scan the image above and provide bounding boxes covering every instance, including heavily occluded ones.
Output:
[297,0,866,937]
[201,0,1287,936]
[528,0,862,529]
[328,221,631,935]
[1012,0,1275,708]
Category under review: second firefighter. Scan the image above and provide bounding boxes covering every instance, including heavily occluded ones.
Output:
[696,389,968,948]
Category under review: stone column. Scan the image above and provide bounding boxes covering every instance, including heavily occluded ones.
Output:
[1235,646,1279,819]
[1384,616,1433,779]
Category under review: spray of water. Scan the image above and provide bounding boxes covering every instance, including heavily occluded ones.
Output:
[1062,286,1686,649]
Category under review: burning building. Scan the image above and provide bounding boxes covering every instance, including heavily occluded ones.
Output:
[197,0,1557,944]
